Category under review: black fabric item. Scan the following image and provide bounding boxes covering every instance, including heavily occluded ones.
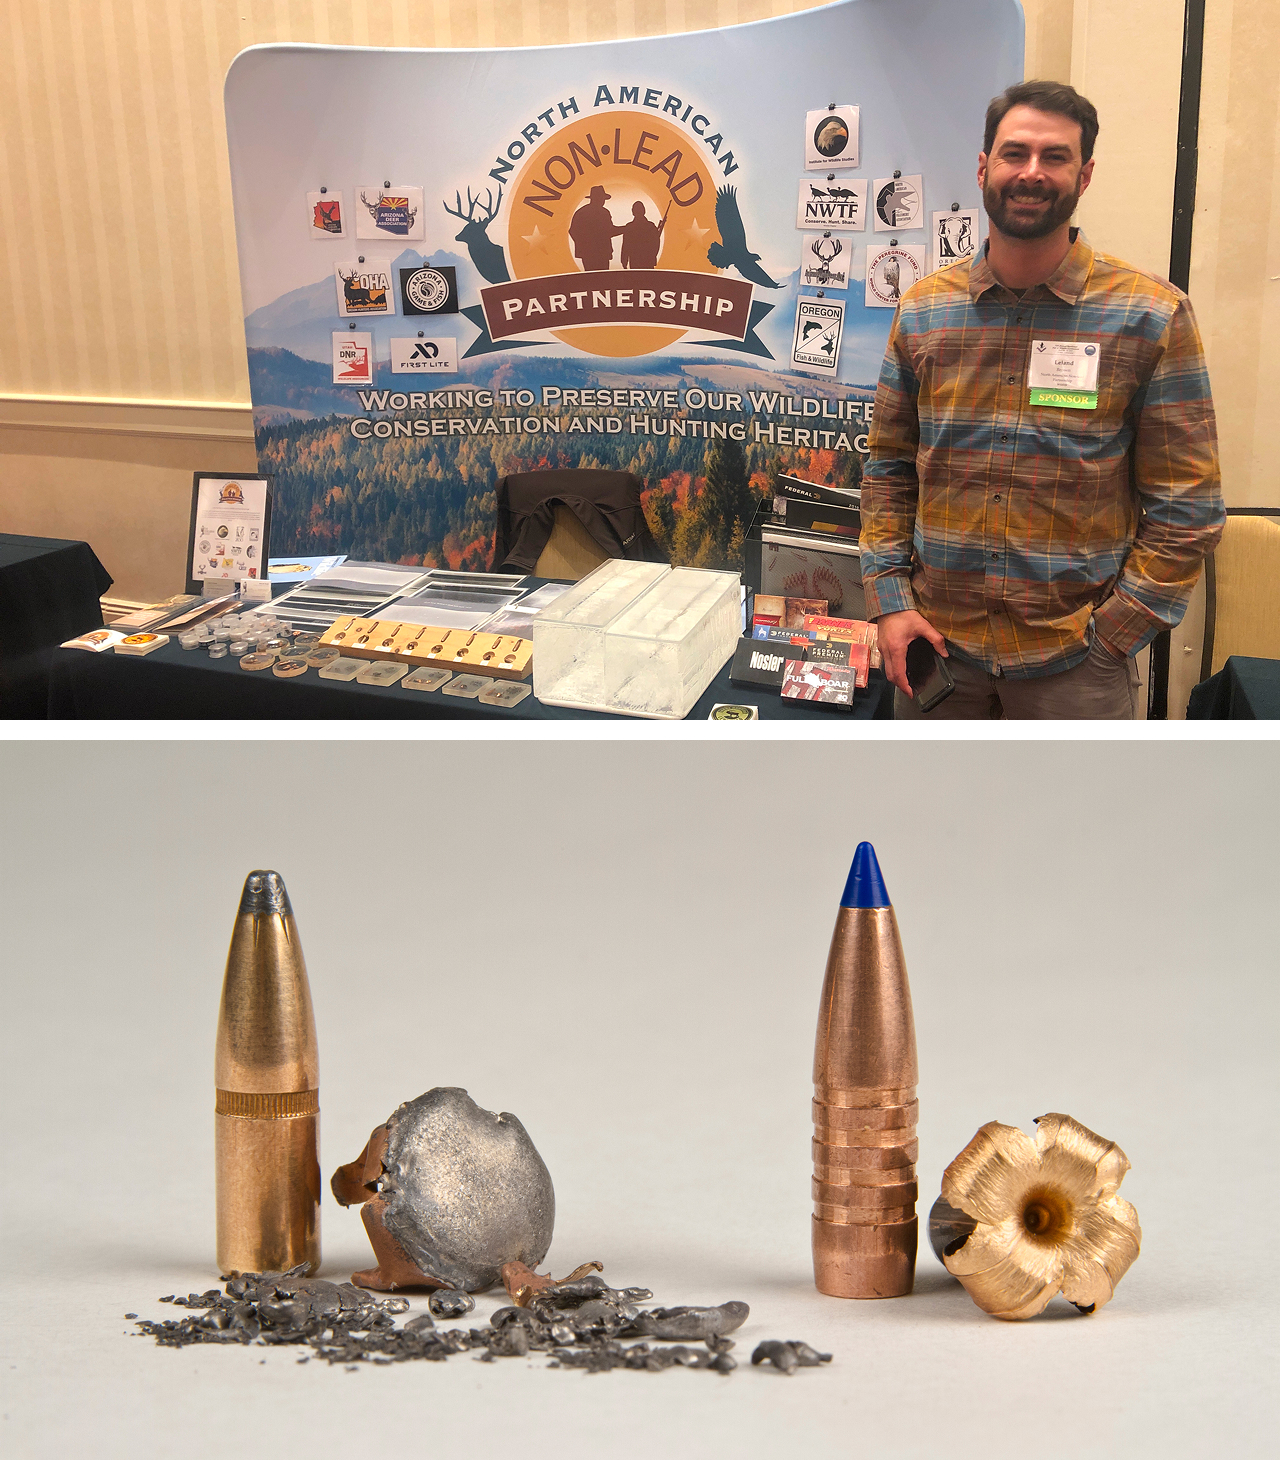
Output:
[1186,656,1280,720]
[493,469,663,572]
[0,533,113,718]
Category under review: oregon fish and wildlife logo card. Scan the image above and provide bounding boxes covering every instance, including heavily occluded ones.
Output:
[796,178,867,231]
[334,263,395,317]
[791,297,845,376]
[804,106,859,170]
[307,190,346,238]
[356,184,425,240]
[399,265,458,315]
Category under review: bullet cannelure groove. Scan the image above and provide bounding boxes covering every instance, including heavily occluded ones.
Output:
[215,870,321,1276]
[812,842,918,1298]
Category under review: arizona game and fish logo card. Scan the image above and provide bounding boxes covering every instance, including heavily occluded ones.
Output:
[356,184,425,240]
[791,296,845,376]
[799,232,852,289]
[865,244,926,307]
[334,263,395,317]
[399,265,459,316]
[307,190,345,239]
[796,177,866,230]
[332,330,374,385]
[805,106,859,170]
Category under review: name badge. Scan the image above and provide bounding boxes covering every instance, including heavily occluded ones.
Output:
[1028,340,1100,409]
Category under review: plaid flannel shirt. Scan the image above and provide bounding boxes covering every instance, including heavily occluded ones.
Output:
[859,231,1224,676]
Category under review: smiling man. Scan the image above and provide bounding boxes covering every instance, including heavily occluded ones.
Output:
[860,80,1224,719]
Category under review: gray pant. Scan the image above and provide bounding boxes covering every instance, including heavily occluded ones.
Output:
[895,638,1140,720]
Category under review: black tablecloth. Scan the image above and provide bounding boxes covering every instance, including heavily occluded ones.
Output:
[1186,656,1280,720]
[1,534,113,718]
[48,635,891,722]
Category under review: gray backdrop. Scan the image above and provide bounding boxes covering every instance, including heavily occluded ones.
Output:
[1,741,1275,1457]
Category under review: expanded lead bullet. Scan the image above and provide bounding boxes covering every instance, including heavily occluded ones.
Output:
[812,842,918,1298]
[215,870,320,1276]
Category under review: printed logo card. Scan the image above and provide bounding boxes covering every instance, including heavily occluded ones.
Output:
[799,232,852,289]
[932,209,980,271]
[399,265,459,316]
[791,296,845,376]
[307,191,345,239]
[797,178,867,231]
[865,244,926,307]
[335,263,395,317]
[390,337,458,375]
[333,331,374,385]
[356,185,425,240]
[873,174,924,231]
[805,106,860,170]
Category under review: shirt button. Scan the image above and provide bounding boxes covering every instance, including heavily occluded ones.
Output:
[990,552,997,559]
[994,494,1001,501]
[1001,434,1008,441]
[1007,375,1015,383]
[1016,316,1023,323]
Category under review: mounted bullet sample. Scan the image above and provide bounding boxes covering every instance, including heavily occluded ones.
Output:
[812,842,918,1298]
[215,870,320,1276]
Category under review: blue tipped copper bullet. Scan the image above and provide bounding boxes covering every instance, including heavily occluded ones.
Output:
[812,842,918,1298]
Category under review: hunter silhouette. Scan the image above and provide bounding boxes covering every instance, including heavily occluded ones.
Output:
[620,201,666,270]
[569,186,624,271]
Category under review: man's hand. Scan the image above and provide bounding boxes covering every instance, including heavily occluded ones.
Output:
[875,609,947,694]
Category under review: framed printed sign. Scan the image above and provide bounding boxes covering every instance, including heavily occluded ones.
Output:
[185,473,274,594]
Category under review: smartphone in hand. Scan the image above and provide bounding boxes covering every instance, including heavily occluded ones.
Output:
[905,638,955,713]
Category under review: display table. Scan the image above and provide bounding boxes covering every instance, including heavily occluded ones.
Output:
[1186,656,1280,720]
[48,631,892,722]
[1,533,114,718]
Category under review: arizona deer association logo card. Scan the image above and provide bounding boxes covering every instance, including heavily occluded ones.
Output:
[805,106,860,170]
[791,297,845,377]
[333,331,374,386]
[307,190,345,239]
[355,184,425,240]
[799,233,852,289]
[390,337,458,375]
[334,263,395,317]
[796,177,867,231]
[399,265,459,316]
[865,244,926,307]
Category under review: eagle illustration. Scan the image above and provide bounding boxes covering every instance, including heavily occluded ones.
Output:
[707,187,779,288]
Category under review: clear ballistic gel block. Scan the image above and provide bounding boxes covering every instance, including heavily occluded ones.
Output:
[532,559,670,711]
[602,567,741,719]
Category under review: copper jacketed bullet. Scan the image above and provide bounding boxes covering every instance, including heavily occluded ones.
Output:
[812,842,918,1298]
[215,870,320,1276]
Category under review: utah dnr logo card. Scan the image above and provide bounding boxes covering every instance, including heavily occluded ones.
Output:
[332,331,373,386]
[390,337,458,374]
[791,296,845,377]
[399,265,458,316]
[307,190,345,239]
[796,178,866,231]
[356,185,425,240]
[334,263,395,317]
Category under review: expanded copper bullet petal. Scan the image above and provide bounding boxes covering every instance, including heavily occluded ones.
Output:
[215,870,321,1276]
[812,843,918,1298]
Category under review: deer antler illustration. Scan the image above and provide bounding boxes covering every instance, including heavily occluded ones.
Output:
[442,185,509,284]
[443,186,503,226]
[812,237,843,265]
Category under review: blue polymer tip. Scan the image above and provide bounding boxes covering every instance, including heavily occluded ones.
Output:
[841,842,890,908]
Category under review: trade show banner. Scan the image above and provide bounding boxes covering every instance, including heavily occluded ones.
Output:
[225,0,1023,572]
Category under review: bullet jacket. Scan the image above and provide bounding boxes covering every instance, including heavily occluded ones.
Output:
[215,870,320,1276]
[812,843,918,1298]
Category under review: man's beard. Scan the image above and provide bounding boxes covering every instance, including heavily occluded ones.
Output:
[984,174,1082,240]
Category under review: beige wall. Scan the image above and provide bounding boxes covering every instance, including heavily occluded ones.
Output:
[2,0,1276,605]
